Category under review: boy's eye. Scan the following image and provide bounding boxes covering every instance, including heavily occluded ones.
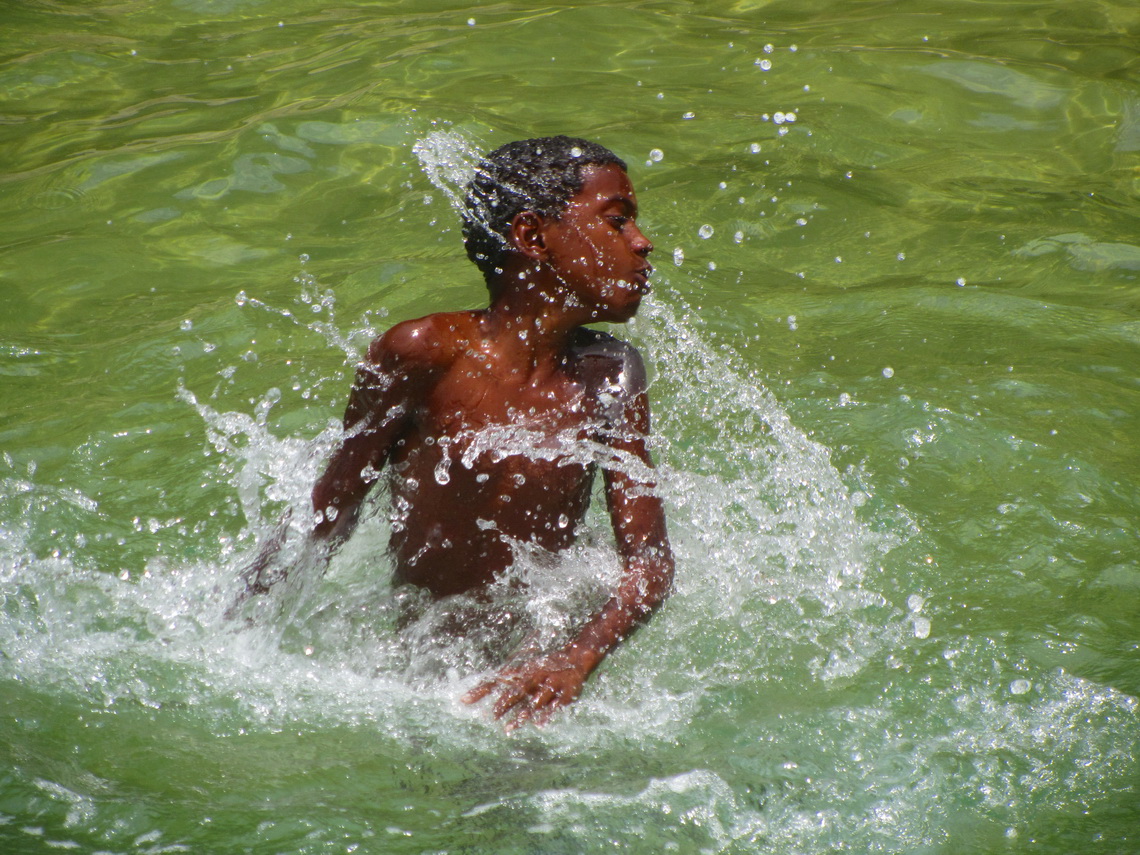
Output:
[609,216,629,229]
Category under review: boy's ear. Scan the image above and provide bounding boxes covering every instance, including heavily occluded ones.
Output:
[509,211,548,260]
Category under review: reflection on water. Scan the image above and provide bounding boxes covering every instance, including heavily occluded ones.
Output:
[2,0,1139,852]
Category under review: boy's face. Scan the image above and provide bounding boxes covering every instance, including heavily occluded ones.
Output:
[541,164,653,323]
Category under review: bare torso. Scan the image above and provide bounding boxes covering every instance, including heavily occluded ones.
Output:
[355,312,638,597]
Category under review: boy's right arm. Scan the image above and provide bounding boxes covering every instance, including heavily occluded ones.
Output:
[228,321,436,615]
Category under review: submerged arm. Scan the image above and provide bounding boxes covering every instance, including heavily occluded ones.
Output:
[229,322,434,610]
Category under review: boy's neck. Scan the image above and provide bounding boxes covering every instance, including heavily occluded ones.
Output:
[482,267,588,372]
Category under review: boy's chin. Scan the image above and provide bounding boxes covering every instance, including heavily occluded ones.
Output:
[592,299,642,323]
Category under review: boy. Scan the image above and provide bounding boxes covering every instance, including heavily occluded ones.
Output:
[242,136,673,729]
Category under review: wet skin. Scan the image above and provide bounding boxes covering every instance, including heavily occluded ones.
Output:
[263,164,673,728]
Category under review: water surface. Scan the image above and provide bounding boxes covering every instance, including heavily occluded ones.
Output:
[2,1,1138,852]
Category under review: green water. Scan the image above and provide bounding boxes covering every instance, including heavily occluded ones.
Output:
[2,0,1138,852]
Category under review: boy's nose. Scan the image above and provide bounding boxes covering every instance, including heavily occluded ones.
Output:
[631,226,653,256]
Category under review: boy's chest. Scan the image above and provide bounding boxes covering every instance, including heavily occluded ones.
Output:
[420,356,602,438]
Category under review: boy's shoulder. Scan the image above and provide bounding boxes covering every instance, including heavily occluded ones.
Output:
[366,310,482,371]
[571,328,647,397]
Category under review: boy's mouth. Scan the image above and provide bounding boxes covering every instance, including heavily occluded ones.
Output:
[632,265,653,293]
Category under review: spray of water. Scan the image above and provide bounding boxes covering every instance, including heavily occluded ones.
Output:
[412,129,482,227]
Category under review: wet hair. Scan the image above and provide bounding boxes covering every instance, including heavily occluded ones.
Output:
[461,136,627,291]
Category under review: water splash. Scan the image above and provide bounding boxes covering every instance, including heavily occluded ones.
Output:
[412,129,482,226]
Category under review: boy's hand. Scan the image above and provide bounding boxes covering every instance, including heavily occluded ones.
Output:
[462,648,591,731]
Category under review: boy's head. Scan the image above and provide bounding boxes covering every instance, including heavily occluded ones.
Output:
[462,136,627,292]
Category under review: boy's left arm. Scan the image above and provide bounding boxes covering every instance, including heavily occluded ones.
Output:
[464,349,674,729]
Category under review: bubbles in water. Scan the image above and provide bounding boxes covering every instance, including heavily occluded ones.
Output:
[882,366,895,379]
[570,146,582,158]
[1010,678,1032,695]
[913,616,931,638]
[181,319,193,330]
[649,148,664,162]
[672,247,685,266]
[698,224,714,239]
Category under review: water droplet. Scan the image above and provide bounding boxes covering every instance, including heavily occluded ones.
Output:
[734,231,744,243]
[682,111,695,119]
[882,366,894,379]
[956,277,967,286]
[649,148,664,162]
[907,594,924,612]
[672,247,685,266]
[913,617,931,638]
[749,142,761,153]
[757,59,772,70]
[180,319,193,331]
[570,146,582,157]
[557,514,569,529]
[467,17,476,25]
[1009,679,1031,695]
[698,224,714,239]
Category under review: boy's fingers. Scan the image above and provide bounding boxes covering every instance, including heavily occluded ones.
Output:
[532,685,557,709]
[462,680,496,704]
[494,683,531,719]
